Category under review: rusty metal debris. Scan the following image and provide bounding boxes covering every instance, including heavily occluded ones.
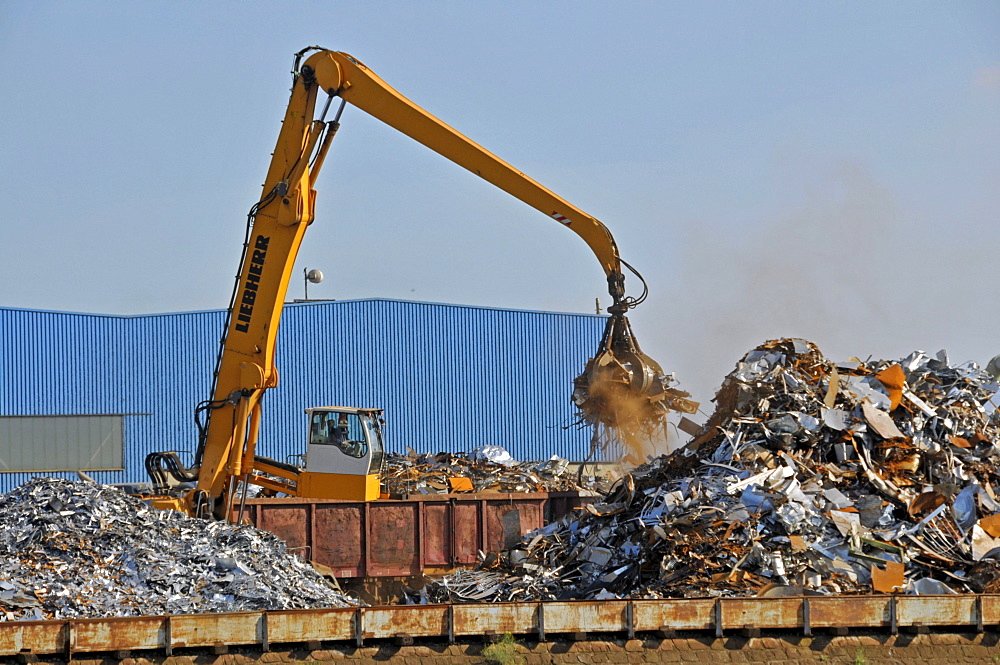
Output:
[0,478,357,620]
[382,447,608,496]
[420,339,1000,602]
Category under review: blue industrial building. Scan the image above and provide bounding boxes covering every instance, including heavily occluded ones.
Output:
[0,299,605,492]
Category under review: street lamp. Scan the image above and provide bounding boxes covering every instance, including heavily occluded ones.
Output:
[304,268,324,301]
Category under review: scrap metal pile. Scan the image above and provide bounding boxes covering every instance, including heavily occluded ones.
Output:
[420,339,1000,602]
[0,478,357,620]
[382,446,607,495]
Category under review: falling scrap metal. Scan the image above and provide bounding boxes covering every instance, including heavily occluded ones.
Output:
[573,311,699,460]
[0,478,357,621]
[417,338,1000,603]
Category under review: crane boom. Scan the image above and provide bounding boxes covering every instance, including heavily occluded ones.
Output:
[308,50,624,283]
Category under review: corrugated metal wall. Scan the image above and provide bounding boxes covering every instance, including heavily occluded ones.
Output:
[0,299,604,492]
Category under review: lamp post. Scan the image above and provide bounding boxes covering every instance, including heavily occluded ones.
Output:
[304,268,324,301]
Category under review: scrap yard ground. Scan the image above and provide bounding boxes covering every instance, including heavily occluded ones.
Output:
[8,634,1000,665]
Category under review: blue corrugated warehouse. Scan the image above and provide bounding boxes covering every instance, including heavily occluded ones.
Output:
[0,299,604,492]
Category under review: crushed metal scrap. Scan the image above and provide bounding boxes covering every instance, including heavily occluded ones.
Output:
[0,478,357,621]
[416,339,1000,603]
[382,446,608,496]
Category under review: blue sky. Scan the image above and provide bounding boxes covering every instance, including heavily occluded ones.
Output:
[1,2,998,407]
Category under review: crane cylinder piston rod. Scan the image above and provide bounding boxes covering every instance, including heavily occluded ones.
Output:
[145,47,691,520]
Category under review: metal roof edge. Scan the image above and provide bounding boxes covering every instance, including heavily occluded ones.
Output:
[284,297,607,319]
[1,298,607,320]
[0,305,220,320]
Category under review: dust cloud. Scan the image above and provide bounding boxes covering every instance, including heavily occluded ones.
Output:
[581,368,677,467]
[638,159,996,452]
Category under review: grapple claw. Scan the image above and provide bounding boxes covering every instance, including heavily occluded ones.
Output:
[573,313,697,439]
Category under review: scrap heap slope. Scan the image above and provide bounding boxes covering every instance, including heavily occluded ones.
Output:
[0,478,356,620]
[421,338,1000,603]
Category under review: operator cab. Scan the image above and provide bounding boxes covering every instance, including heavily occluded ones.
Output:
[299,407,385,500]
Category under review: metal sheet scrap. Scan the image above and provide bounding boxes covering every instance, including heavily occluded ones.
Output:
[416,339,1000,603]
[0,478,358,621]
[382,447,608,496]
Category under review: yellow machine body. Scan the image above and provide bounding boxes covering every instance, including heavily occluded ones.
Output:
[297,472,381,501]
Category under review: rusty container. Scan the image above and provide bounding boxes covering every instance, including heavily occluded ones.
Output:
[237,491,594,579]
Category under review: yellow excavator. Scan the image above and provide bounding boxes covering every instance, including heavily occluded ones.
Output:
[144,47,694,520]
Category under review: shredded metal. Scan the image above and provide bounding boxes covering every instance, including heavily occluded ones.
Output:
[381,447,608,496]
[416,339,1000,603]
[0,478,358,620]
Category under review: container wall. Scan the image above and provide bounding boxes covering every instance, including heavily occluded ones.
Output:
[240,492,589,579]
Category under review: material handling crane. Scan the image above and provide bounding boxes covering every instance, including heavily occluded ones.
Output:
[145,47,693,520]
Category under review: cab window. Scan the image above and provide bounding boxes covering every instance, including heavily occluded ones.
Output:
[310,412,368,458]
